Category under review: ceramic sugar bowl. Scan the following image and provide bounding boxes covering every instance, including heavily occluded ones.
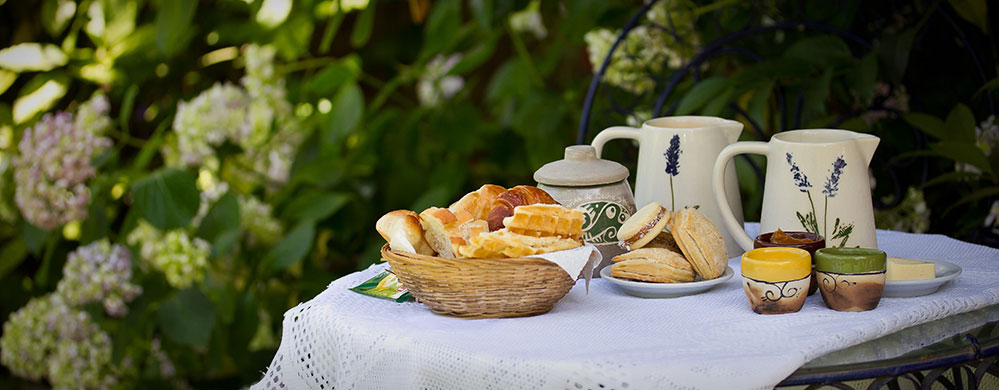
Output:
[535,145,637,274]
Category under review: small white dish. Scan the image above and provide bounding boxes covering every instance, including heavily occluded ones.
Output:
[600,266,735,298]
[883,259,962,298]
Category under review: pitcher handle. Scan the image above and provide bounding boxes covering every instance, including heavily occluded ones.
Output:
[591,126,641,158]
[713,141,769,251]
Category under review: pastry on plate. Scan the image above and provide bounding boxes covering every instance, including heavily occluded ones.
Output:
[670,207,727,280]
[610,248,695,283]
[617,202,671,250]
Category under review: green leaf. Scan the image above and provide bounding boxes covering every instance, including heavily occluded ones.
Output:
[421,0,461,57]
[80,197,109,244]
[676,77,732,115]
[945,104,977,144]
[849,53,878,106]
[13,73,69,124]
[877,27,916,83]
[350,1,375,48]
[904,113,948,139]
[449,35,499,75]
[41,0,76,38]
[945,186,999,215]
[119,84,139,133]
[157,287,216,348]
[921,171,985,188]
[974,77,999,99]
[0,69,15,96]
[701,86,735,117]
[262,221,315,272]
[800,68,833,125]
[22,220,49,255]
[470,0,494,30]
[0,43,68,72]
[0,239,28,280]
[735,58,813,85]
[280,191,350,222]
[131,168,200,230]
[155,0,198,56]
[195,191,241,254]
[948,0,989,36]
[321,82,364,149]
[747,81,774,128]
[229,292,259,358]
[306,59,359,96]
[929,141,993,174]
[784,35,853,68]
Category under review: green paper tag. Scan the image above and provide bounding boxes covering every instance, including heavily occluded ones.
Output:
[350,271,412,303]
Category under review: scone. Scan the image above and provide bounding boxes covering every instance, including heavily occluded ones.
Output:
[610,248,695,283]
[669,207,727,280]
[617,202,671,250]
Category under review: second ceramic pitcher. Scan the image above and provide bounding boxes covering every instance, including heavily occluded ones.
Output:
[592,116,745,257]
[712,129,880,251]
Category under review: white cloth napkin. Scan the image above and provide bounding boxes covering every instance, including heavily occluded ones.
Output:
[529,244,602,290]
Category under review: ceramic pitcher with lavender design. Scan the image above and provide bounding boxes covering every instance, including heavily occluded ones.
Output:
[591,116,745,257]
[712,129,880,251]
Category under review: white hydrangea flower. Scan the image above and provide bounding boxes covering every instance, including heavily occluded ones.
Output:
[417,54,464,107]
[509,0,547,39]
[171,82,251,166]
[127,221,210,289]
[986,200,999,231]
[0,294,123,388]
[874,186,930,233]
[56,240,142,317]
[15,107,112,230]
[240,194,283,245]
[955,115,998,174]
[584,26,668,95]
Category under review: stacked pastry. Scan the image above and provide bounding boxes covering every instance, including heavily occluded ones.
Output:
[376,185,585,259]
[611,202,728,283]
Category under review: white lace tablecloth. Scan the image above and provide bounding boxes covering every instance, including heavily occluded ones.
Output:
[251,225,999,390]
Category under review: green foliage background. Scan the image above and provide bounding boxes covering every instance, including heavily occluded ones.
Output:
[0,0,995,388]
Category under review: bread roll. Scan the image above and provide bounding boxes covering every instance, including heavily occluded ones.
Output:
[375,210,435,256]
[449,184,506,220]
[419,207,460,258]
[486,185,558,231]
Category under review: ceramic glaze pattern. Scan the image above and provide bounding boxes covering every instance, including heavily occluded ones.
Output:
[577,200,631,244]
[785,153,855,247]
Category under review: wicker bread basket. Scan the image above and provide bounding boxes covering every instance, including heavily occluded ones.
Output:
[380,245,576,318]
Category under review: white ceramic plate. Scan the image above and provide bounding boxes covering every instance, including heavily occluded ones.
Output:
[883,259,962,298]
[600,266,734,298]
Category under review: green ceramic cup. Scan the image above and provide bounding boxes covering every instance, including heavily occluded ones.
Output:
[814,247,887,312]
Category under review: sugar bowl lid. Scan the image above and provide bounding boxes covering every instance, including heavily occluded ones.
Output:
[534,145,629,186]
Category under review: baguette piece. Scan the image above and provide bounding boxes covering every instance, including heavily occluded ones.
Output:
[669,207,727,280]
[486,185,558,231]
[610,248,696,283]
[375,210,435,256]
[617,202,671,250]
[419,207,460,258]
[449,184,506,220]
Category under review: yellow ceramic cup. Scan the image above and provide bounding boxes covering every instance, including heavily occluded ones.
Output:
[741,247,811,314]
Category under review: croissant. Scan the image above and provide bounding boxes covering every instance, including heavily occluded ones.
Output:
[449,184,506,220]
[486,185,558,231]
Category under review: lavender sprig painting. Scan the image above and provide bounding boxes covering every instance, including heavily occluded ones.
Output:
[663,134,681,210]
[786,152,812,192]
[822,156,847,198]
[786,153,855,246]
[786,153,819,234]
[823,156,853,245]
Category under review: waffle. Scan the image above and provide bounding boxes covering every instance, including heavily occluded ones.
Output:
[459,229,582,259]
[502,204,584,239]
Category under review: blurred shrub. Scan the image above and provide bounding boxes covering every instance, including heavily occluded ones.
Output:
[0,0,995,388]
